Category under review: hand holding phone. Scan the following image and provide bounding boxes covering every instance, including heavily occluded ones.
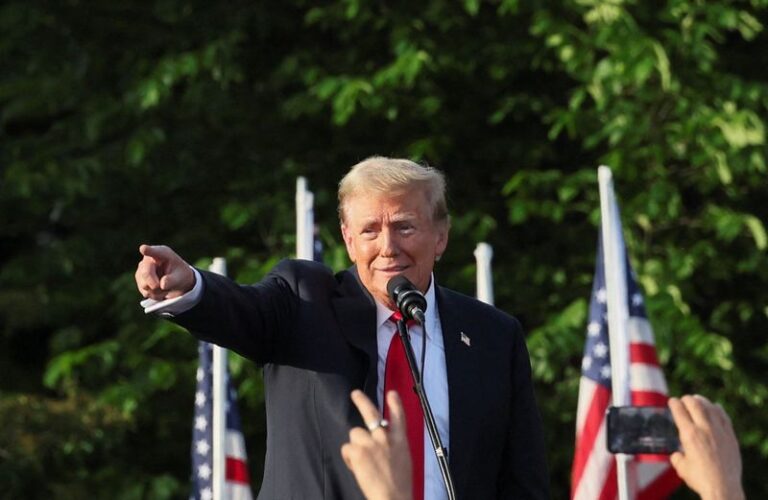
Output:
[668,396,744,500]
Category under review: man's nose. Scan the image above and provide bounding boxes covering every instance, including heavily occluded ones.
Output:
[379,228,400,257]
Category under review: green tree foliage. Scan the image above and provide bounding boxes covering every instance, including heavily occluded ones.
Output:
[1,0,766,498]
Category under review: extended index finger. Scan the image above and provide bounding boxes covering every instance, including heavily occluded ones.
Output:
[139,244,173,262]
[350,390,382,426]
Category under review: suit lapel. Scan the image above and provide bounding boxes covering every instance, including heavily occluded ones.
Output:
[438,287,479,497]
[331,268,379,406]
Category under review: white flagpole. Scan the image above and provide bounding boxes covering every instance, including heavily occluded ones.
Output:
[296,177,315,260]
[305,190,314,259]
[474,242,494,305]
[296,177,306,259]
[209,257,228,500]
[597,166,635,500]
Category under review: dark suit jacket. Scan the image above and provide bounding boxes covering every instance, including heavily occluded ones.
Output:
[173,259,549,499]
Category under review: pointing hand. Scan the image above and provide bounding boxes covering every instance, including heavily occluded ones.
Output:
[135,244,195,301]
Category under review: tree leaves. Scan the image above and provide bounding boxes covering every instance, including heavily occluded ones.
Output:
[1,0,767,497]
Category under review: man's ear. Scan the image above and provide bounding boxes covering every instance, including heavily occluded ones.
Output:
[435,223,449,260]
[340,223,356,262]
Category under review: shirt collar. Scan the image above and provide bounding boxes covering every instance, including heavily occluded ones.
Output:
[375,274,438,339]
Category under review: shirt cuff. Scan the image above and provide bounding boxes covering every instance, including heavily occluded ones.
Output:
[140,267,203,317]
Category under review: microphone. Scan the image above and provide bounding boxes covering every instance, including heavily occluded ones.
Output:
[386,275,427,325]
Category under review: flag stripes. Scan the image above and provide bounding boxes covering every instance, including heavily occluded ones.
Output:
[571,229,679,500]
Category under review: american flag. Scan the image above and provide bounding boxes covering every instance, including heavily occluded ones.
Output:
[191,341,253,500]
[571,231,680,500]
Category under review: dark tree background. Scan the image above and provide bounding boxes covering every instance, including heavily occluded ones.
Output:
[1,0,766,498]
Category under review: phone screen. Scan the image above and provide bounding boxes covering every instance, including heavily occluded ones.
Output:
[606,406,680,454]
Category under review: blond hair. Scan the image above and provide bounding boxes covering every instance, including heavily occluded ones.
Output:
[338,156,448,224]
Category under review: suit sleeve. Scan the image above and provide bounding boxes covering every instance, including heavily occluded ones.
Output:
[498,318,550,499]
[169,261,300,365]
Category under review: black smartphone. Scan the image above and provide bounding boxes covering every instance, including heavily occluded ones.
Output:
[606,406,680,454]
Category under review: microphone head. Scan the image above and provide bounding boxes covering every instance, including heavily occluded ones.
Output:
[387,274,412,304]
[386,275,427,321]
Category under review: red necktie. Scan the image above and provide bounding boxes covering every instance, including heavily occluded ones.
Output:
[383,312,424,500]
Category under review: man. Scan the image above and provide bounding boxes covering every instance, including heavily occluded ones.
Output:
[135,157,549,499]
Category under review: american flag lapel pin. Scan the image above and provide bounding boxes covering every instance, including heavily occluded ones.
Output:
[460,332,471,347]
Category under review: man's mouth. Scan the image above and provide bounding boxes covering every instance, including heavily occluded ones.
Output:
[377,266,408,274]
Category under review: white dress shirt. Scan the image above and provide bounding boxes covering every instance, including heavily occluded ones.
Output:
[142,269,450,500]
[374,277,449,500]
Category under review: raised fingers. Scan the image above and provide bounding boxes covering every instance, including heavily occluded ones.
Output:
[351,390,385,434]
[683,395,714,431]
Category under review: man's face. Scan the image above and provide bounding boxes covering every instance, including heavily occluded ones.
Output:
[341,188,449,309]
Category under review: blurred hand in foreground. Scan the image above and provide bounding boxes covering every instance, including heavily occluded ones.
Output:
[341,390,412,500]
[668,395,744,500]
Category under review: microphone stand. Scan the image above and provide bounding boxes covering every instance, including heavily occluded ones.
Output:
[396,318,457,500]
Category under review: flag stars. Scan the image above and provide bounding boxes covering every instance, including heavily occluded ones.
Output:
[601,365,611,379]
[582,357,592,371]
[192,346,250,499]
[596,288,607,304]
[198,463,212,480]
[195,391,206,408]
[587,321,601,337]
[593,342,608,358]
[196,439,210,456]
[631,293,643,307]
[195,416,207,431]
